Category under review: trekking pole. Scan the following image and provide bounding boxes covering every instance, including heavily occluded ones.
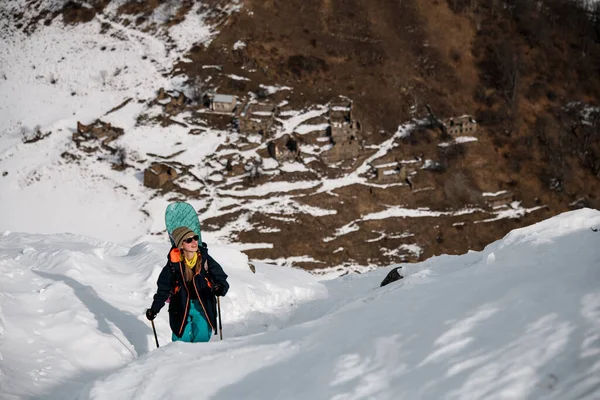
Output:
[151,320,160,348]
[217,296,223,340]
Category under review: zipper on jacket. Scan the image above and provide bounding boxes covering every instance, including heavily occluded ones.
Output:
[192,272,216,333]
[177,261,190,336]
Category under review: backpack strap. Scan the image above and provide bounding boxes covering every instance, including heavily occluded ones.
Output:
[198,244,213,287]
[199,242,209,271]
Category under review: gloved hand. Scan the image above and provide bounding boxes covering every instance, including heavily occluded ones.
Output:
[146,308,157,321]
[211,284,224,296]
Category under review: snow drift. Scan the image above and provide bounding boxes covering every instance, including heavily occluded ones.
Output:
[0,209,598,399]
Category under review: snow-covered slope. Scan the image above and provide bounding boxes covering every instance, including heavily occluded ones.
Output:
[0,233,325,400]
[1,209,598,399]
[0,0,240,244]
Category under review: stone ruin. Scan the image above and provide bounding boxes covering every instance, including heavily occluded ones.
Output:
[442,115,477,136]
[143,162,177,189]
[320,138,360,164]
[267,134,299,162]
[237,102,278,137]
[155,88,187,116]
[484,191,514,209]
[329,100,353,124]
[372,160,409,182]
[223,154,249,177]
[74,120,124,146]
[320,100,362,164]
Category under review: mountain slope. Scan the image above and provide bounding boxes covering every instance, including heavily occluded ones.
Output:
[80,209,600,400]
[1,0,599,271]
[0,210,598,399]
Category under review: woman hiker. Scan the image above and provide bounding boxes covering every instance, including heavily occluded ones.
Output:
[146,226,229,343]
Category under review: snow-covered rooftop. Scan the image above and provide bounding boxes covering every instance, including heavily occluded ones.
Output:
[213,94,236,103]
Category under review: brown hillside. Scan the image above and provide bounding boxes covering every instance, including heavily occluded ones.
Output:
[173,0,600,268]
[35,0,598,269]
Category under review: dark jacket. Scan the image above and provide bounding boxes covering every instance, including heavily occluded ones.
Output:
[150,243,229,337]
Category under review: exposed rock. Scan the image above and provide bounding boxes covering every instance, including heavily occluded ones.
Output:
[61,1,98,25]
[22,127,51,144]
[156,87,168,101]
[77,121,91,134]
[380,267,403,287]
[105,98,132,116]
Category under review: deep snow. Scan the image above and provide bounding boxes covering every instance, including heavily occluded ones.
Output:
[0,209,598,399]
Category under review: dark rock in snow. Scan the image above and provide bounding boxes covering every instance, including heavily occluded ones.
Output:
[380,266,403,287]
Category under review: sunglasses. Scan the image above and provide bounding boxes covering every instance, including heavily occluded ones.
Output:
[183,235,200,244]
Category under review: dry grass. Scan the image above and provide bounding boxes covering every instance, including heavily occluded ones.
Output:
[416,0,479,110]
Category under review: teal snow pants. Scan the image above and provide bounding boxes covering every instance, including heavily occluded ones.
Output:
[172,300,212,343]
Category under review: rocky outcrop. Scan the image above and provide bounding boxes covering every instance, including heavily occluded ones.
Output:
[380,267,403,287]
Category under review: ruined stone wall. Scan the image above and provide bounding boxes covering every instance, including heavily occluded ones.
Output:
[443,116,477,135]
[331,122,360,143]
[321,139,359,163]
[375,164,408,182]
[486,192,514,208]
[143,163,177,188]
[239,116,274,136]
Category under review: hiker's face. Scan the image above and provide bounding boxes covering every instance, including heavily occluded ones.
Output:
[181,234,198,252]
